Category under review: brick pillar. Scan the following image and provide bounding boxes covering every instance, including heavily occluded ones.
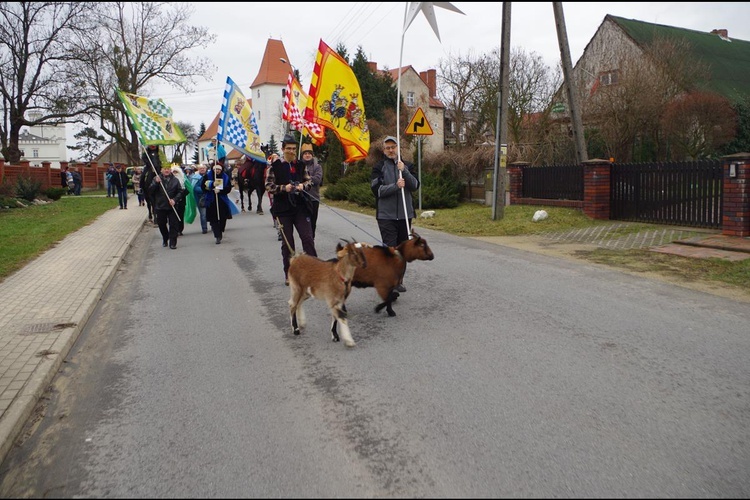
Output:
[722,153,750,237]
[507,162,528,205]
[582,159,611,220]
[59,161,68,169]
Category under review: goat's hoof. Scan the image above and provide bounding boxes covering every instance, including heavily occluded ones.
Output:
[387,310,396,317]
[331,334,340,342]
[293,328,301,336]
[344,340,356,348]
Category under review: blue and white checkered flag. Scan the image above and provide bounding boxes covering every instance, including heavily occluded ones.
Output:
[250,110,259,135]
[217,76,265,162]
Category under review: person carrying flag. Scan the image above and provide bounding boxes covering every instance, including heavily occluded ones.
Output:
[370,136,419,292]
[149,164,184,250]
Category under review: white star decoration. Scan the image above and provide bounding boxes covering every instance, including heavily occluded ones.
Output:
[403,2,465,42]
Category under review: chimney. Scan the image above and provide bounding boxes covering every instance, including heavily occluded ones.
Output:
[711,29,729,38]
[419,69,437,98]
[367,61,378,73]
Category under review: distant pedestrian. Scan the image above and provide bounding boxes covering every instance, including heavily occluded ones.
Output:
[110,164,130,209]
[105,163,116,198]
[70,167,82,196]
[132,167,145,206]
[60,165,70,194]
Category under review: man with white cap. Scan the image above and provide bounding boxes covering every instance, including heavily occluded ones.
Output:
[370,135,419,292]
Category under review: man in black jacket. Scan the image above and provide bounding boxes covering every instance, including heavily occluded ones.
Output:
[141,145,161,223]
[149,164,184,250]
[265,134,317,285]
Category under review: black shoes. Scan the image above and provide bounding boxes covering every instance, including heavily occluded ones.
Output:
[162,240,168,247]
[257,209,264,215]
[215,237,221,244]
[169,244,176,249]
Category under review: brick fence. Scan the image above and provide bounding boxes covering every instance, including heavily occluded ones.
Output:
[507,153,750,238]
[0,159,127,192]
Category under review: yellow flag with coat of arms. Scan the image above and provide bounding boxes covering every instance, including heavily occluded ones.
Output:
[304,39,370,162]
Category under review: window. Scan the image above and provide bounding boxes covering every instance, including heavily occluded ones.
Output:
[406,91,415,107]
[32,149,39,158]
[282,88,286,98]
[257,89,260,98]
[598,70,619,86]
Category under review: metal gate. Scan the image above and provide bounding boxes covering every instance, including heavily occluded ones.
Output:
[610,160,723,229]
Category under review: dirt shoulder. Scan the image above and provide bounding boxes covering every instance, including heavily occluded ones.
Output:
[473,235,750,304]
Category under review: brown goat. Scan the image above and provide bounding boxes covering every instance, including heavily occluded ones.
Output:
[350,231,434,317]
[287,239,368,347]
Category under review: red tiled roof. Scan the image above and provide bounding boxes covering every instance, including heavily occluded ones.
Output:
[251,38,292,87]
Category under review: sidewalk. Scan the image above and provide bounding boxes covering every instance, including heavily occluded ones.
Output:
[0,197,147,463]
[0,206,748,465]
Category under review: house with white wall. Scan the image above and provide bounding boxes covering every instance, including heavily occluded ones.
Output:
[17,112,68,168]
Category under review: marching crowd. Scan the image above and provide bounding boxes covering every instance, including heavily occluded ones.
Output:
[127,133,419,289]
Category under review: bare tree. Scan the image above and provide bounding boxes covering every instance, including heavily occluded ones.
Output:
[583,36,710,162]
[68,2,216,165]
[439,46,562,169]
[0,2,100,162]
[438,50,482,149]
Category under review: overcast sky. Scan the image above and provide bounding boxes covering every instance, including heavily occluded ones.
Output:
[69,2,750,144]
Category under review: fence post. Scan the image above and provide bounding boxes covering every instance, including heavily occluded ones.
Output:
[507,162,528,205]
[722,153,750,237]
[582,158,611,220]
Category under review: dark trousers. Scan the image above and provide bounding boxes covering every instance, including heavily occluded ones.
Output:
[155,208,179,247]
[377,218,412,247]
[210,218,227,239]
[117,187,128,208]
[308,201,320,239]
[277,211,317,278]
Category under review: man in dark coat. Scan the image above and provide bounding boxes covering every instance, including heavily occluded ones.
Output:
[141,145,161,223]
[149,164,184,249]
[265,134,317,284]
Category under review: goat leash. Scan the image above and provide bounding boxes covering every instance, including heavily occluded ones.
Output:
[275,217,297,256]
[300,190,384,246]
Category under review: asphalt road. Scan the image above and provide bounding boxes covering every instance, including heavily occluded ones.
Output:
[0,200,748,497]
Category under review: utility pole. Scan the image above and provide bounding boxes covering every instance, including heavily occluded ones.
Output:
[492,2,511,220]
[553,2,588,163]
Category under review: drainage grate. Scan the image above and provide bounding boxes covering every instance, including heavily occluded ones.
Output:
[18,322,76,335]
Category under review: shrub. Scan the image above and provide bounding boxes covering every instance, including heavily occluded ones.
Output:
[420,168,463,209]
[15,175,42,202]
[43,187,66,201]
[0,177,15,197]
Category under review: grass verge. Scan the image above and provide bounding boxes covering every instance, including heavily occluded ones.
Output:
[0,193,116,281]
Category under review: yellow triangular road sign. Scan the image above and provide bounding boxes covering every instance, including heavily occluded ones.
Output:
[405,107,434,136]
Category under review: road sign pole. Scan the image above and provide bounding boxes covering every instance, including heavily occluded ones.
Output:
[418,136,422,211]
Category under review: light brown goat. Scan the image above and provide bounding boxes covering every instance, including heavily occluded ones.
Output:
[287,239,368,347]
[350,231,434,317]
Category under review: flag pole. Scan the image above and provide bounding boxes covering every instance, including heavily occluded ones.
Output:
[397,2,412,238]
[141,143,181,221]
